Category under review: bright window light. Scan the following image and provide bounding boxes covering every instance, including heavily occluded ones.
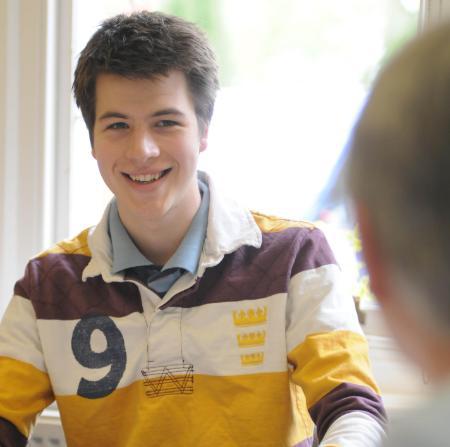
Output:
[70,0,420,303]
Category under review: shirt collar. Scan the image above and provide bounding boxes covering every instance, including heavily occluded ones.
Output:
[109,177,209,275]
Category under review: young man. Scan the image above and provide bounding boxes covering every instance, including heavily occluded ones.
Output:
[345,22,450,447]
[0,11,385,446]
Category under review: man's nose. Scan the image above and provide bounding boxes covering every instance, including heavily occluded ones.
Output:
[126,129,160,161]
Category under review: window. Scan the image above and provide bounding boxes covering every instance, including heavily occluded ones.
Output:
[71,1,420,235]
[70,0,419,306]
[68,0,423,409]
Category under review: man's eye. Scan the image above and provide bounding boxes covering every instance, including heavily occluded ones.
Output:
[107,122,128,130]
[156,120,178,128]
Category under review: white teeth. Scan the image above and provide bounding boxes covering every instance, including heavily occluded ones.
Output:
[129,172,164,183]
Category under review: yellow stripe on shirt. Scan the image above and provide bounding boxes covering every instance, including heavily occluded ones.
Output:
[0,356,54,437]
[36,228,91,258]
[251,211,315,234]
[57,372,311,447]
[287,330,381,409]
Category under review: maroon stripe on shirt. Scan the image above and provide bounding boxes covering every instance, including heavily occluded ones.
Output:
[0,417,27,447]
[164,227,336,309]
[14,254,143,320]
[12,227,335,318]
[309,382,386,442]
[291,227,336,274]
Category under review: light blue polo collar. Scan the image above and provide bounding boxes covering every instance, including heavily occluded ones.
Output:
[109,177,209,275]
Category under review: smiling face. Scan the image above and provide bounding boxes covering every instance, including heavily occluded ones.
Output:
[92,71,208,231]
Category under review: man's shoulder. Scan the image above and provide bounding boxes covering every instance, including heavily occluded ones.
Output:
[250,210,316,234]
[35,228,92,260]
[14,228,94,301]
[17,228,92,286]
[249,211,336,267]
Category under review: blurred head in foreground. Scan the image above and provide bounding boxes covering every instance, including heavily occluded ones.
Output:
[345,23,450,382]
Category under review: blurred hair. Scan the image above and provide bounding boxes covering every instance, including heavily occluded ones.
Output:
[346,22,450,329]
[73,10,219,143]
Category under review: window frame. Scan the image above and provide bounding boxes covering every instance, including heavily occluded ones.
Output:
[0,0,72,313]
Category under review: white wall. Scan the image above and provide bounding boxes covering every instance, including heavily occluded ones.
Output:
[0,4,6,303]
[0,0,72,315]
[0,0,46,314]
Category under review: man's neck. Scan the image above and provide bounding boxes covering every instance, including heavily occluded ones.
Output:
[118,191,201,266]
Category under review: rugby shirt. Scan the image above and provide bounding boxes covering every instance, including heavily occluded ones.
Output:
[0,172,385,446]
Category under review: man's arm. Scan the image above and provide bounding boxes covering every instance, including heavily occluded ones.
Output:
[286,228,386,446]
[0,277,55,445]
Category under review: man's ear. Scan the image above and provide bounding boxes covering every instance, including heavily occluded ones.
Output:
[355,202,390,304]
[199,125,209,153]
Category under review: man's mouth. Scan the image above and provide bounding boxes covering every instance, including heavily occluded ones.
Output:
[126,168,171,184]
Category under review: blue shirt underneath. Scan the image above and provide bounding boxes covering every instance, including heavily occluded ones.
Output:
[108,178,209,296]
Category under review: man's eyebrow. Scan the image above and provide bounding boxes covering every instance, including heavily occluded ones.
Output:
[98,112,128,121]
[97,109,185,120]
[152,108,185,117]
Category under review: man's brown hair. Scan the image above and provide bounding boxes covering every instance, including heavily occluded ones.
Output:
[73,11,219,143]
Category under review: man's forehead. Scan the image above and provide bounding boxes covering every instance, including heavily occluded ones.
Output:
[92,71,198,127]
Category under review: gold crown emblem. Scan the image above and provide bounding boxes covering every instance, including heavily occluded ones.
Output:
[240,352,264,366]
[233,306,267,327]
[237,331,266,347]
